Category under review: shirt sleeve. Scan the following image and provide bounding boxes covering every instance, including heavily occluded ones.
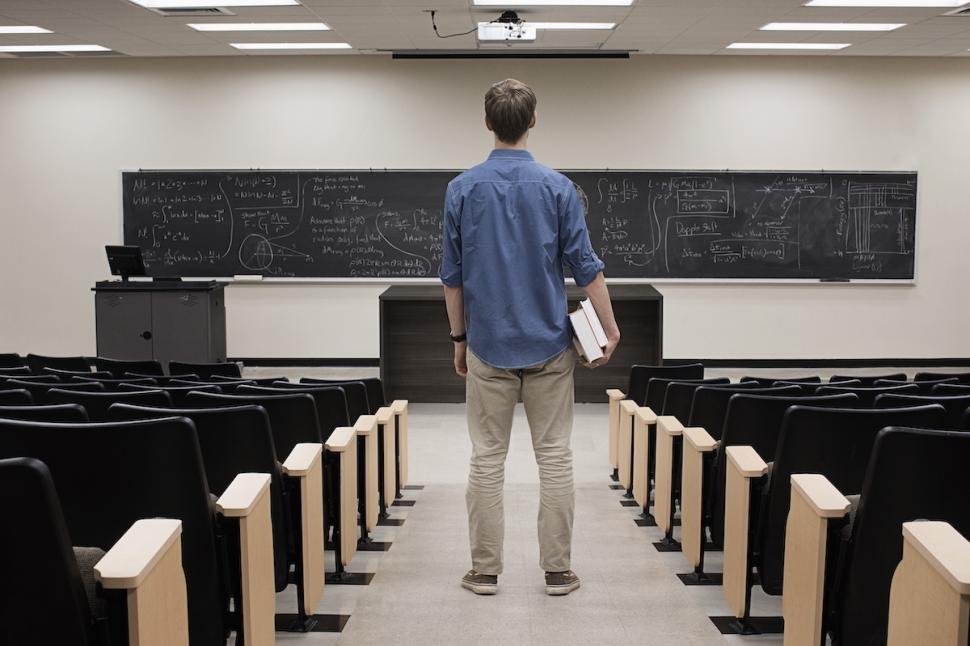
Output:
[559,183,605,287]
[439,182,463,287]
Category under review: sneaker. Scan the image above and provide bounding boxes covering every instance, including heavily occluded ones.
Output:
[545,570,581,596]
[461,570,498,595]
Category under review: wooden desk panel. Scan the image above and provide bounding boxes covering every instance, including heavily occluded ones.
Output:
[380,285,663,403]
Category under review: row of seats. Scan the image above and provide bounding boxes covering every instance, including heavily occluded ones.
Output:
[605,364,970,645]
[0,352,244,379]
[0,357,410,645]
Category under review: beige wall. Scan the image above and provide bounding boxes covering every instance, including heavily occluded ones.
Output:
[1,54,968,360]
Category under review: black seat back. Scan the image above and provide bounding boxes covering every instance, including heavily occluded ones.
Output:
[187,390,321,458]
[274,381,369,420]
[739,376,821,387]
[687,385,801,440]
[95,357,164,378]
[6,379,104,402]
[0,389,32,405]
[623,364,704,406]
[171,379,255,393]
[0,457,95,646]
[0,417,228,645]
[45,368,112,380]
[73,375,157,388]
[874,378,958,394]
[237,384,352,436]
[169,361,241,380]
[128,373,198,384]
[210,375,288,386]
[915,371,970,385]
[874,393,970,428]
[301,377,387,414]
[829,373,907,387]
[0,366,31,377]
[645,377,729,416]
[707,393,859,548]
[816,383,919,406]
[0,404,88,422]
[0,353,25,369]
[772,379,861,393]
[756,404,947,596]
[660,379,733,421]
[26,354,90,375]
[833,427,970,645]
[45,389,173,421]
[119,383,222,406]
[110,403,290,592]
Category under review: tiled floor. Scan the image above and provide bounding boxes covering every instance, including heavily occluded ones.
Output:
[271,399,787,646]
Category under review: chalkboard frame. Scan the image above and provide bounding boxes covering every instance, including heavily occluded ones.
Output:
[119,168,920,285]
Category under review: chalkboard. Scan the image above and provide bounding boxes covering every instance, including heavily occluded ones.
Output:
[122,170,917,280]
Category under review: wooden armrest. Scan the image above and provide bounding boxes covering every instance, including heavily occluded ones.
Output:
[683,427,717,452]
[95,519,182,589]
[95,519,189,646]
[791,474,851,519]
[636,406,657,424]
[325,427,356,452]
[216,473,274,645]
[216,473,271,517]
[391,399,407,413]
[889,521,970,646]
[726,446,768,477]
[606,388,626,400]
[375,406,393,424]
[782,474,850,645]
[354,414,377,435]
[620,399,638,414]
[903,522,970,594]
[658,416,684,436]
[282,443,323,477]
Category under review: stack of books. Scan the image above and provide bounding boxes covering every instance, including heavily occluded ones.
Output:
[569,299,608,363]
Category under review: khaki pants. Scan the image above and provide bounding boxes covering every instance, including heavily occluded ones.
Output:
[465,348,576,575]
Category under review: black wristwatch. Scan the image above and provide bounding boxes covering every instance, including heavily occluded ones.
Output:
[450,332,467,343]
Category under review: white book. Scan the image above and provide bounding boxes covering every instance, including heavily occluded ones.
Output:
[569,308,604,363]
[580,299,608,348]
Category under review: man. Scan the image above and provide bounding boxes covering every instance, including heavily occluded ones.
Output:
[439,78,620,597]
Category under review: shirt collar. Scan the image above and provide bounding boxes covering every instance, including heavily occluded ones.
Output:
[488,148,534,161]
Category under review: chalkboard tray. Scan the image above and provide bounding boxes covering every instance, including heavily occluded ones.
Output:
[122,169,917,282]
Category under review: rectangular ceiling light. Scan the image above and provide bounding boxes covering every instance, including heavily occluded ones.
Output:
[727,42,851,50]
[0,26,53,34]
[805,0,966,6]
[474,0,633,6]
[527,22,616,29]
[0,44,111,52]
[762,22,905,31]
[231,42,351,49]
[189,22,329,31]
[131,0,299,8]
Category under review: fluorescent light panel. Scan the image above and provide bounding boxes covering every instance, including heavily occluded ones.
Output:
[727,42,851,50]
[189,22,328,31]
[131,0,298,8]
[231,42,351,49]
[762,22,904,31]
[805,0,966,6]
[0,26,52,34]
[526,21,616,29]
[0,44,110,52]
[474,0,632,6]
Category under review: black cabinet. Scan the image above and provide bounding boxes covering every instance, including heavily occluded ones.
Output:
[93,281,226,369]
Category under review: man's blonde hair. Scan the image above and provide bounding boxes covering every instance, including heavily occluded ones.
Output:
[484,79,537,144]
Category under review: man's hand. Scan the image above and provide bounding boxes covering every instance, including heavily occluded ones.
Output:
[454,341,468,379]
[584,333,619,369]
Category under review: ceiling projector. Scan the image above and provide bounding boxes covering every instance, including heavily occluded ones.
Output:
[478,11,536,42]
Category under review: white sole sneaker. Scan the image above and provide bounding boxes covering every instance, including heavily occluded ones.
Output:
[461,581,498,595]
[545,579,581,596]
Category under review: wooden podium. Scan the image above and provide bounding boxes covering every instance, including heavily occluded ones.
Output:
[379,284,663,403]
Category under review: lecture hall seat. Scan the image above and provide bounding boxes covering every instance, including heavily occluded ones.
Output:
[168,361,242,380]
[25,354,91,375]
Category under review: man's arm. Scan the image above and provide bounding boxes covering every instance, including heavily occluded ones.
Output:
[582,272,620,368]
[443,285,467,378]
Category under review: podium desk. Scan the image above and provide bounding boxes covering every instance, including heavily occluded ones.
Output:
[93,281,227,368]
[380,284,663,403]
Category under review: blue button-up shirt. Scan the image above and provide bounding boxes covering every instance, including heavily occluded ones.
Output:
[439,149,605,369]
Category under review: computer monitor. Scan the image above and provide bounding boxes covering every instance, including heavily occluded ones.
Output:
[105,245,146,281]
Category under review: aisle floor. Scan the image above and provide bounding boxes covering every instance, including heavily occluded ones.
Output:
[276,402,786,646]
